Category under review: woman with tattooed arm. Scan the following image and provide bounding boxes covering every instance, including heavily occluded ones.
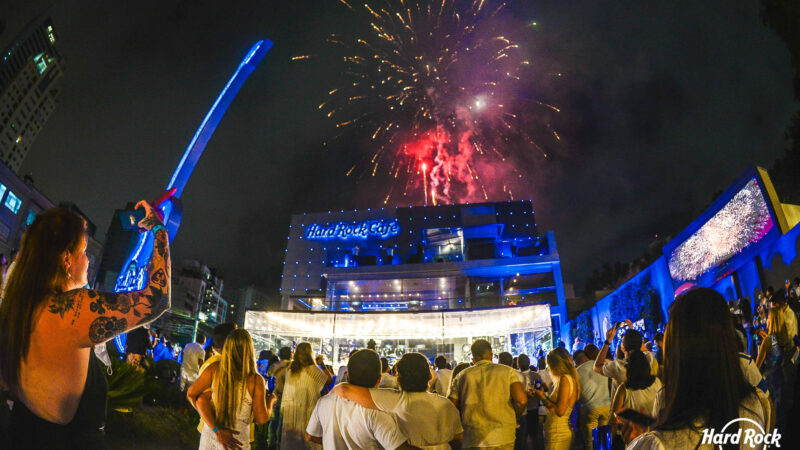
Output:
[0,200,171,449]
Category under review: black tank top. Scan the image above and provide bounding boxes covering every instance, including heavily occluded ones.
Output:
[10,350,108,449]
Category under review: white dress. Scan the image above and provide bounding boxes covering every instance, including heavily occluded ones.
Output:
[280,365,328,450]
[199,389,253,450]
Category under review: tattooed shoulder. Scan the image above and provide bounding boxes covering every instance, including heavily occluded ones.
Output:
[48,290,79,319]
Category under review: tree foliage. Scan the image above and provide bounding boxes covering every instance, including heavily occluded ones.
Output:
[609,273,663,332]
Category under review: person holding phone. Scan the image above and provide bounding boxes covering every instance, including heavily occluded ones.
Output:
[0,200,171,449]
[594,320,658,403]
[531,348,579,450]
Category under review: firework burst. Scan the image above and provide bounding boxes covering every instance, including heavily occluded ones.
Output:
[297,0,560,206]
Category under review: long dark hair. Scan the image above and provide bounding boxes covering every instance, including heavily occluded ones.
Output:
[658,288,754,436]
[624,350,655,390]
[0,209,85,391]
[289,342,315,375]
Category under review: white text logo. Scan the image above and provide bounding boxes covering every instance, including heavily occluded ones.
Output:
[700,418,781,449]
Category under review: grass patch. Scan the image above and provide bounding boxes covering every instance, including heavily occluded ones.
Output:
[106,406,200,449]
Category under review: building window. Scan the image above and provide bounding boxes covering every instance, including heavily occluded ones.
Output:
[5,191,22,214]
[0,184,6,203]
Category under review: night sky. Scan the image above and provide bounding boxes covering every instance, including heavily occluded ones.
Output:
[3,1,796,299]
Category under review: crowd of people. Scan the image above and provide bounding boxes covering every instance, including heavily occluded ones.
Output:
[173,287,796,450]
[1,202,798,450]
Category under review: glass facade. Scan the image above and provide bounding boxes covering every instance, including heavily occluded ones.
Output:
[246,304,553,371]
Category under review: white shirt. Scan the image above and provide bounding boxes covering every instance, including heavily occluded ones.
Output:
[739,352,769,395]
[628,392,766,450]
[448,360,521,448]
[433,368,453,396]
[538,369,553,416]
[602,351,658,398]
[576,360,611,413]
[306,392,408,450]
[618,378,662,416]
[180,342,205,384]
[379,372,398,389]
[371,388,463,449]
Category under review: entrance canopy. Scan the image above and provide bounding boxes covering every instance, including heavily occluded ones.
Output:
[245,303,551,340]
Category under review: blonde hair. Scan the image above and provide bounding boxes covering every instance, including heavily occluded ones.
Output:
[212,329,257,429]
[546,347,581,398]
[768,306,791,348]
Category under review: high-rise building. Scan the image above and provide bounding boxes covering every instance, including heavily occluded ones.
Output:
[231,285,273,327]
[0,161,53,257]
[96,203,140,292]
[0,14,63,173]
[174,259,226,322]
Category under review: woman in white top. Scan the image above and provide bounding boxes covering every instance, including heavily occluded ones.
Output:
[279,342,333,449]
[532,347,579,450]
[625,288,767,449]
[334,352,464,449]
[610,350,661,437]
[188,329,273,450]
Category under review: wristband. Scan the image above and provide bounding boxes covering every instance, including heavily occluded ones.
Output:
[212,427,218,433]
[152,224,167,234]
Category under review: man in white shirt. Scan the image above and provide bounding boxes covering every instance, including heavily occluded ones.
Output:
[449,339,528,450]
[432,355,453,396]
[306,349,415,450]
[180,334,206,390]
[594,324,658,398]
[333,352,463,448]
[575,347,611,450]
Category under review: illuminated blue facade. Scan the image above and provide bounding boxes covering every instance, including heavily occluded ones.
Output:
[280,201,569,335]
[568,166,800,346]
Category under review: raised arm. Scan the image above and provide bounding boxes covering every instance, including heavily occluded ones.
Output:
[595,323,618,375]
[755,329,771,369]
[332,383,378,409]
[49,200,171,347]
